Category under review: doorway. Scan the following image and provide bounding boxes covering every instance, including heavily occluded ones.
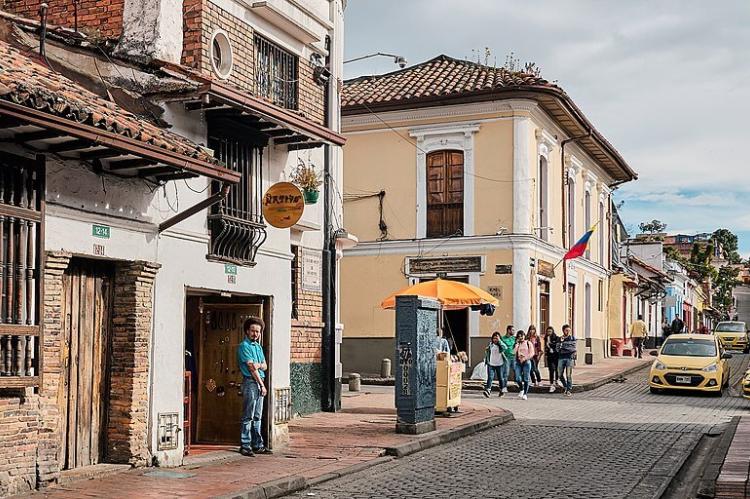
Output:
[418,276,469,358]
[60,259,114,470]
[185,293,271,448]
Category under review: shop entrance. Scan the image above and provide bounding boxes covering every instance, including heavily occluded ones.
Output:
[184,293,271,451]
[60,259,114,470]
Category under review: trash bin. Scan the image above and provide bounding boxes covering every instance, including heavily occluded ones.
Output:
[435,358,464,413]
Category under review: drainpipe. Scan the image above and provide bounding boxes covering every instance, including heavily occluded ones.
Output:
[321,34,338,412]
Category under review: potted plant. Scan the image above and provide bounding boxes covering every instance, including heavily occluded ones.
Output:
[290,160,322,204]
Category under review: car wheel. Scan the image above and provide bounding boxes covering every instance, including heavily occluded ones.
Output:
[711,388,723,398]
[649,387,662,394]
[744,348,749,354]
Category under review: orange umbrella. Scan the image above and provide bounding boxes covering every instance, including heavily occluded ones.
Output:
[380,278,499,310]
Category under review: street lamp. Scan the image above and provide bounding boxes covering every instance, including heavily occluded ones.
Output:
[344,52,408,68]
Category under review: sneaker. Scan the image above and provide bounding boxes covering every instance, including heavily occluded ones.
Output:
[521,394,528,400]
[556,380,564,388]
[252,447,272,455]
[498,390,503,397]
[517,391,524,398]
[564,390,572,397]
[501,387,508,394]
[483,389,490,398]
[239,447,255,457]
[549,385,556,393]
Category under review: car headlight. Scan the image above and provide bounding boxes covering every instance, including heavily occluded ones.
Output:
[654,361,666,370]
[702,363,718,372]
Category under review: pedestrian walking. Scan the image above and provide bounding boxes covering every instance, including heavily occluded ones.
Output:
[629,314,648,358]
[527,325,543,387]
[513,330,535,400]
[671,316,684,335]
[544,326,560,392]
[499,325,516,393]
[557,324,577,397]
[483,332,504,398]
[237,317,272,456]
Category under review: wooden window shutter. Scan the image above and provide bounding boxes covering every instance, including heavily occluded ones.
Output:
[426,150,464,238]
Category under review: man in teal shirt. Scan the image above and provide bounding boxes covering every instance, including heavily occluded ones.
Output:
[237,317,270,456]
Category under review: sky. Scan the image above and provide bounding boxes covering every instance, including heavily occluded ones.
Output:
[343,0,750,259]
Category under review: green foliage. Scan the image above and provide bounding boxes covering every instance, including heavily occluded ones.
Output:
[639,219,667,234]
[712,228,742,264]
[713,265,741,315]
[664,246,688,266]
[290,159,322,192]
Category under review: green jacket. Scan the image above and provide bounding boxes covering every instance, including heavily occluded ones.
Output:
[500,336,516,361]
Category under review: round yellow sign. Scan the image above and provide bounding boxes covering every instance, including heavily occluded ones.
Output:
[262,182,305,229]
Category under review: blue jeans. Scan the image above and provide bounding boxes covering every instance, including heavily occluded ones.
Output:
[558,358,574,392]
[485,364,503,392]
[514,360,532,395]
[500,358,514,389]
[241,378,264,450]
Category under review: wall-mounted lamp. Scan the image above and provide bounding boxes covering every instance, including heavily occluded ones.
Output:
[344,52,408,68]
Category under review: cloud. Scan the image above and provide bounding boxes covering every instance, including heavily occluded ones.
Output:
[344,0,750,253]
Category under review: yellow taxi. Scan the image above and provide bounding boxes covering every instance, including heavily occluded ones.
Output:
[743,368,750,400]
[713,321,749,353]
[649,334,731,396]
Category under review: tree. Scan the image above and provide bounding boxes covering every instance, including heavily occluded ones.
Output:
[712,228,742,264]
[712,265,740,316]
[639,219,667,234]
[689,242,716,282]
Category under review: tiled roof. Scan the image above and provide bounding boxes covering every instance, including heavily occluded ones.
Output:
[0,38,219,165]
[342,55,554,108]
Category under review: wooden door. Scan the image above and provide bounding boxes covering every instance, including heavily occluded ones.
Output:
[60,260,113,470]
[539,281,550,333]
[426,150,464,238]
[196,304,262,444]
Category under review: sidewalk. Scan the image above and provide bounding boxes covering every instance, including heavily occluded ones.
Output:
[26,390,512,499]
[357,355,653,394]
[714,416,750,498]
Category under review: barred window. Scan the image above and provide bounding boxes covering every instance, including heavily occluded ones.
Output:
[254,34,298,111]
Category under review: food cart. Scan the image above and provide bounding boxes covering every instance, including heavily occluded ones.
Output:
[435,354,464,413]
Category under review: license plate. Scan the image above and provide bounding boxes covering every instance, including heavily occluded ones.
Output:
[675,376,691,384]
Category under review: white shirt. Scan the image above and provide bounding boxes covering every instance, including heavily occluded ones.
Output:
[488,343,504,366]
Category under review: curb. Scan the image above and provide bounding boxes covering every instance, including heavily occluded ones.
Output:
[696,416,742,499]
[629,430,704,499]
[383,411,514,458]
[353,362,650,394]
[220,411,514,499]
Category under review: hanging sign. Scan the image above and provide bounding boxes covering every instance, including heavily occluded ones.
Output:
[537,260,556,278]
[262,182,304,229]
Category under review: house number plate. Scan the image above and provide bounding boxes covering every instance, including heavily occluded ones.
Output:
[92,224,111,239]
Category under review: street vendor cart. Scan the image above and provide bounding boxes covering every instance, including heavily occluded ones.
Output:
[435,355,464,413]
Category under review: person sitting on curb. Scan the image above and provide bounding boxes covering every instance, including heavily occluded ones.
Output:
[557,324,577,397]
[483,332,504,398]
[499,325,516,393]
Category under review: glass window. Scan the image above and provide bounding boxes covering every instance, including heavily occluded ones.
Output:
[714,322,746,332]
[661,339,717,357]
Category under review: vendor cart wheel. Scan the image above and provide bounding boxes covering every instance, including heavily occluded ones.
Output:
[453,406,460,413]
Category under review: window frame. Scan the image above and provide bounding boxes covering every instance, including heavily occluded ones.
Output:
[425,149,465,238]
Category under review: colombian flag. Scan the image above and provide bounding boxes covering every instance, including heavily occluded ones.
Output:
[563,226,596,261]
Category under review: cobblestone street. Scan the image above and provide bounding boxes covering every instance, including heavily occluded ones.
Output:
[289,355,750,499]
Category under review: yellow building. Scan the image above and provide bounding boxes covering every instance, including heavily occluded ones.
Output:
[340,56,637,374]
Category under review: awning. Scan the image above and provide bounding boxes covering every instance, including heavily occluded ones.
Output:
[160,63,346,151]
[0,40,240,184]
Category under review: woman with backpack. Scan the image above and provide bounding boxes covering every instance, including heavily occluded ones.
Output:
[482,332,505,397]
[544,326,560,392]
[513,330,535,400]
[527,326,543,387]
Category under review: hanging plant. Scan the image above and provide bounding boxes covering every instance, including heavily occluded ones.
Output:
[290,159,322,204]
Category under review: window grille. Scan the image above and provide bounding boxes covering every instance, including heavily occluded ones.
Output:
[254,34,298,111]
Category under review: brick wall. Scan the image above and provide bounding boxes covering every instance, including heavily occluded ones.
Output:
[0,392,39,495]
[4,0,125,40]
[107,261,159,466]
[181,0,325,125]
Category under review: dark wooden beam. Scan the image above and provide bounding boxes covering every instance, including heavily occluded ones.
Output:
[109,158,158,171]
[46,139,93,153]
[138,166,178,177]
[274,134,309,145]
[155,172,200,182]
[184,101,226,111]
[287,141,324,151]
[80,148,124,160]
[264,128,295,137]
[9,130,61,142]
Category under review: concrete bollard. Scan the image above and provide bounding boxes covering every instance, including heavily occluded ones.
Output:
[381,358,392,378]
[348,373,361,392]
